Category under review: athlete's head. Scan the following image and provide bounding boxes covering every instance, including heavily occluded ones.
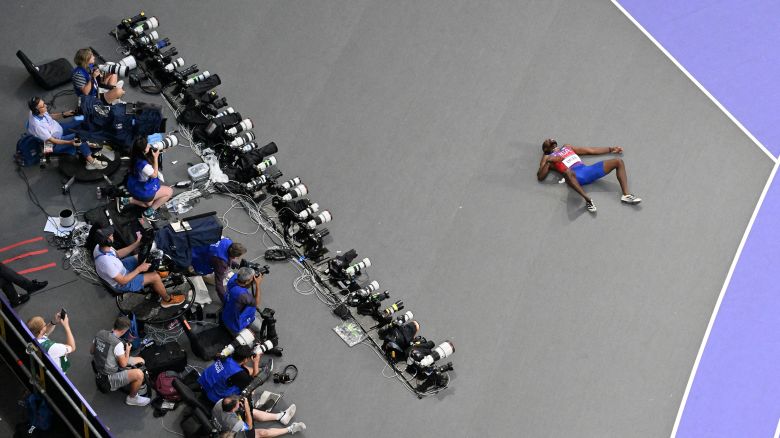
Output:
[542,138,558,154]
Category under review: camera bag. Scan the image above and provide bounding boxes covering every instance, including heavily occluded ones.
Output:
[183,320,233,361]
[140,341,187,379]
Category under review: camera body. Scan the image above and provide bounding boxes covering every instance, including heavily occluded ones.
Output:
[239,259,270,276]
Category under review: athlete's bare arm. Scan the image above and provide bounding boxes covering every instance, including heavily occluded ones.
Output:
[571,145,623,155]
[537,154,562,181]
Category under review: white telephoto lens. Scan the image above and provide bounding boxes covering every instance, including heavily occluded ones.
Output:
[281,177,301,190]
[119,55,137,70]
[281,184,308,201]
[297,202,319,219]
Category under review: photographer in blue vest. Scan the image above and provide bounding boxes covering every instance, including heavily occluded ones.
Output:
[118,137,173,219]
[191,237,247,302]
[199,345,260,403]
[223,268,264,335]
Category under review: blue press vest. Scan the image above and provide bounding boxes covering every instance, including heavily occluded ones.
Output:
[191,237,232,275]
[198,357,243,403]
[72,66,98,97]
[222,276,256,333]
[126,159,160,200]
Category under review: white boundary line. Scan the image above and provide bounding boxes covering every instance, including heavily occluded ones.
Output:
[611,0,777,164]
[611,2,780,435]
[667,160,777,437]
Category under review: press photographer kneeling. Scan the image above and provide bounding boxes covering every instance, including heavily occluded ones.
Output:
[223,265,269,336]
[93,226,184,307]
[118,136,174,218]
[190,237,247,303]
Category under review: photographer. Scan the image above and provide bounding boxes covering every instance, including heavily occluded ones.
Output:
[118,137,173,218]
[90,316,150,406]
[199,345,260,403]
[93,226,184,308]
[72,48,125,104]
[26,311,75,374]
[191,237,247,302]
[222,268,264,335]
[26,97,106,170]
[213,396,305,437]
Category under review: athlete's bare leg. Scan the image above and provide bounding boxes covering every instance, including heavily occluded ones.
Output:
[562,170,591,202]
[601,158,629,195]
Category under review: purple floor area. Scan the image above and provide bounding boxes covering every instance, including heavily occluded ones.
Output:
[616,0,780,436]
[617,0,780,158]
[676,167,780,437]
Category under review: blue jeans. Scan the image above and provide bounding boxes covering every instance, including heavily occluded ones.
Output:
[53,119,91,157]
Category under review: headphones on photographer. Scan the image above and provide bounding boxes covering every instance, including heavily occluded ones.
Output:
[273,364,298,384]
[28,97,43,116]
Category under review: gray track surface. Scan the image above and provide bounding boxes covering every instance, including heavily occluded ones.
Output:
[0,1,773,437]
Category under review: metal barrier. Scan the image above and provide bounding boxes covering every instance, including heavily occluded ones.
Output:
[0,294,113,437]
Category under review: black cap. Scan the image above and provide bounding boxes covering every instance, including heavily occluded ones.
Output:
[95,226,115,246]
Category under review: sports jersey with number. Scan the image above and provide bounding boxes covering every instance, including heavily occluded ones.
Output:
[550,146,583,173]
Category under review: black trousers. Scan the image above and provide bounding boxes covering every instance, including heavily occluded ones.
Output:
[0,263,34,302]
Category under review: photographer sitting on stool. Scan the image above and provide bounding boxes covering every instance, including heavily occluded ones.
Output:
[191,237,247,303]
[213,395,305,437]
[27,97,106,170]
[72,48,125,104]
[93,226,184,307]
[222,268,264,336]
[90,316,149,406]
[118,137,173,219]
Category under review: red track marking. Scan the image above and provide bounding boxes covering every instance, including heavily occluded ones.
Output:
[17,263,56,275]
[0,237,44,254]
[2,249,49,264]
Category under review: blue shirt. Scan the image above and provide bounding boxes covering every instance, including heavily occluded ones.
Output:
[72,66,98,97]
[191,237,233,275]
[222,276,256,333]
[198,357,243,403]
[27,112,63,142]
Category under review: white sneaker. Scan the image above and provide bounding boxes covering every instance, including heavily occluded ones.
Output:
[125,394,151,406]
[288,422,306,434]
[621,194,642,204]
[86,160,107,170]
[115,80,124,89]
[585,199,597,213]
[279,404,296,425]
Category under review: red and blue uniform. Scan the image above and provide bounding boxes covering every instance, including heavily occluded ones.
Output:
[549,146,607,185]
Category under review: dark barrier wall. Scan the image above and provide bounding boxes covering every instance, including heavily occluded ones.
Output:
[0,294,113,437]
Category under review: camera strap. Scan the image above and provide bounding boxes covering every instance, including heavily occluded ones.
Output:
[273,364,298,384]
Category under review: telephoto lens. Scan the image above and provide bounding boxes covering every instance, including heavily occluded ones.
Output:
[98,63,129,77]
[296,202,319,220]
[163,57,184,72]
[122,12,146,27]
[305,211,332,229]
[159,47,179,62]
[155,37,171,50]
[244,175,268,190]
[118,55,137,70]
[214,107,235,118]
[150,134,178,151]
[358,280,380,297]
[393,311,414,326]
[414,341,455,367]
[226,119,253,136]
[132,17,159,35]
[136,30,159,45]
[228,131,255,148]
[281,184,308,201]
[177,64,199,78]
[255,156,277,172]
[381,300,403,316]
[252,339,275,355]
[345,258,371,277]
[185,71,210,86]
[279,177,301,193]
[237,142,259,153]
